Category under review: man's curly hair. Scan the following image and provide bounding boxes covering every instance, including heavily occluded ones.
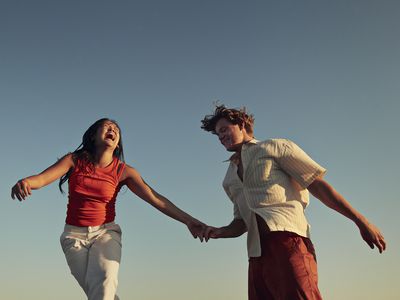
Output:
[201,104,255,136]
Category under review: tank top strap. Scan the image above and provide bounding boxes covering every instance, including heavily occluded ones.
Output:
[116,160,126,181]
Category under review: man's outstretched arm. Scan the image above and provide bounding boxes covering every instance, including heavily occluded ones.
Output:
[204,218,247,242]
[308,177,386,253]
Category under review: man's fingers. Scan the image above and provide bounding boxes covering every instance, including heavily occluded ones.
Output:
[375,235,386,253]
[204,227,215,242]
[381,238,387,252]
[364,237,374,250]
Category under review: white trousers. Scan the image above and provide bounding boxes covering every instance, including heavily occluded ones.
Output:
[60,222,122,300]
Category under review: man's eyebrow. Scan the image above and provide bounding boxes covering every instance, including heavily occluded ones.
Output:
[216,126,226,133]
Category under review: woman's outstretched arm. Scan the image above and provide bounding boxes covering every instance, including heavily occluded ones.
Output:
[11,153,74,201]
[121,164,207,241]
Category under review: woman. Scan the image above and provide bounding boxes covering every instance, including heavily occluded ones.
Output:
[11,118,206,300]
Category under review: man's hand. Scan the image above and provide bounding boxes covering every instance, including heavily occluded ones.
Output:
[203,219,247,242]
[357,219,386,253]
[204,226,224,242]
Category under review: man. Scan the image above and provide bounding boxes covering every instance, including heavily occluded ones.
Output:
[201,104,386,300]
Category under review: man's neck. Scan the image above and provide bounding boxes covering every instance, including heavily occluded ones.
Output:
[236,138,253,153]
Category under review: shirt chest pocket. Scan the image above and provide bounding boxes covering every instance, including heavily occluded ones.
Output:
[244,157,276,187]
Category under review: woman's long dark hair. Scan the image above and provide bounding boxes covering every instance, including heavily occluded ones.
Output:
[58,118,125,193]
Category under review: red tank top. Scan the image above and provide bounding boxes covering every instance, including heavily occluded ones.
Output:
[66,157,126,226]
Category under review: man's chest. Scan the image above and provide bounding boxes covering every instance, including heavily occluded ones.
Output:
[236,159,244,181]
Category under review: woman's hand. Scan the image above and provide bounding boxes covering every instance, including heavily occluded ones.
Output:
[11,179,32,201]
[186,218,208,242]
[11,153,74,202]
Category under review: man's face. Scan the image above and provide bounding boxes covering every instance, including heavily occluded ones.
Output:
[215,118,245,152]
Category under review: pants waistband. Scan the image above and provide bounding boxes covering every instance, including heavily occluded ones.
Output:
[64,222,116,233]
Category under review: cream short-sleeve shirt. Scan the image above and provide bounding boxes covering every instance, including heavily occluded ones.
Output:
[222,139,326,257]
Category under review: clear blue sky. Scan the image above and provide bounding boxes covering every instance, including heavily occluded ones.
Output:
[1,1,399,299]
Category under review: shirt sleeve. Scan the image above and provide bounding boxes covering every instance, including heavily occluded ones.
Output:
[271,139,327,188]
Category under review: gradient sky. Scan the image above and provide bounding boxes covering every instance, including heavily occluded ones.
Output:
[1,1,399,299]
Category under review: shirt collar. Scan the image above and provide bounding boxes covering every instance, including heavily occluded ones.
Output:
[225,138,259,165]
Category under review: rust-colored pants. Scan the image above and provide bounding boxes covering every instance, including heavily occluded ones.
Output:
[248,215,323,300]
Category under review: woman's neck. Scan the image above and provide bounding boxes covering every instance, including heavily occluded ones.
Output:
[94,150,114,168]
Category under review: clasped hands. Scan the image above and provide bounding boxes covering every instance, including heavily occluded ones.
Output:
[187,219,221,242]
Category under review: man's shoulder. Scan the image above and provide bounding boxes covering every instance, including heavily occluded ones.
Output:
[258,138,294,148]
[254,138,300,157]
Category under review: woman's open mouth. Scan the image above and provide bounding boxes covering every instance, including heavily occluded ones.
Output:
[105,132,115,141]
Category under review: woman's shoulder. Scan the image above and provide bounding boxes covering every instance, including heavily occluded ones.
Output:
[59,152,76,166]
[120,163,136,174]
[69,151,92,172]
[119,163,141,182]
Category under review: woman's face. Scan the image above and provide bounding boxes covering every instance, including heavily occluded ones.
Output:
[94,120,121,150]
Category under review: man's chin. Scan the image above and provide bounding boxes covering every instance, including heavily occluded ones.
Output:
[225,144,239,152]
